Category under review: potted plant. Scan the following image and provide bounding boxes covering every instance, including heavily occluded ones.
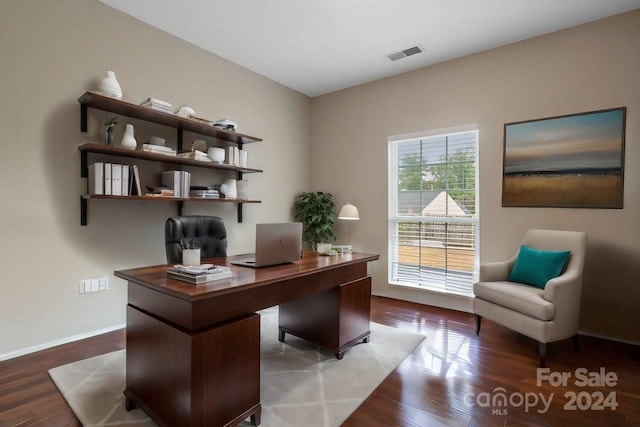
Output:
[294,191,336,250]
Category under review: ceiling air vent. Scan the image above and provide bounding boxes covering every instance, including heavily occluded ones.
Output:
[387,44,424,62]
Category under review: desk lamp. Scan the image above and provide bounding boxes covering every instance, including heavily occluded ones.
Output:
[338,203,360,248]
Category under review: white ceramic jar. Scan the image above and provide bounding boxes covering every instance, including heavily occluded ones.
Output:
[207,147,225,163]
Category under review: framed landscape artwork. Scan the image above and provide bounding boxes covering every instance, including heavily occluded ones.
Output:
[502,107,626,208]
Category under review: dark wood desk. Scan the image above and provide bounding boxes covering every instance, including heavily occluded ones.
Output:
[114,251,379,427]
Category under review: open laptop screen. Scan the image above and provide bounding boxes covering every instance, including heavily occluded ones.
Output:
[231,223,303,268]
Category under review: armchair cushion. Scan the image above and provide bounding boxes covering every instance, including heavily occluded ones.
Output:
[473,281,555,321]
[509,245,570,289]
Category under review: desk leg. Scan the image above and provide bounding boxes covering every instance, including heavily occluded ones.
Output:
[279,276,371,358]
[126,306,261,426]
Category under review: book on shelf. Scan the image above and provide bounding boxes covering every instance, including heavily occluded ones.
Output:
[176,150,210,162]
[181,171,190,198]
[132,165,142,196]
[189,189,220,198]
[140,98,173,113]
[166,265,232,284]
[111,164,122,196]
[122,165,130,196]
[88,162,104,195]
[140,97,172,108]
[141,144,176,156]
[104,162,112,195]
[162,170,190,197]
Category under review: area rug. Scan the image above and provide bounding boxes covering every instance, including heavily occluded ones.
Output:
[49,307,424,427]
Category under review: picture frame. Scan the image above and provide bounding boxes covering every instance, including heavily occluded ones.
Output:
[502,107,626,208]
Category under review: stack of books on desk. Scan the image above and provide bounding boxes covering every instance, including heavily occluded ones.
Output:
[141,144,176,156]
[167,265,232,284]
[140,97,173,113]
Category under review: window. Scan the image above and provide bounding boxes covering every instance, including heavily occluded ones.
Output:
[388,127,478,296]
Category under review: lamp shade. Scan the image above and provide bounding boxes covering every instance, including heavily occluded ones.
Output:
[338,203,360,220]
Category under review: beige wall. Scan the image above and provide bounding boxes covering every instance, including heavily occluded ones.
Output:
[0,0,311,358]
[311,11,640,343]
[1,2,637,358]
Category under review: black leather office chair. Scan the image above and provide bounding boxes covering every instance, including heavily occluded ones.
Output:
[165,216,228,263]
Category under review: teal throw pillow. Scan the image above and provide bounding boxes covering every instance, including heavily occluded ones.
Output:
[509,245,571,289]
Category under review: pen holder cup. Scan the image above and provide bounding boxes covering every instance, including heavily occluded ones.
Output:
[182,249,201,266]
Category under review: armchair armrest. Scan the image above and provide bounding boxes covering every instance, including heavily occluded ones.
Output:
[543,272,582,303]
[479,260,513,282]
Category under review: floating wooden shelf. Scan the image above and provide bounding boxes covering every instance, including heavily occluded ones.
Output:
[78,92,262,146]
[78,92,264,225]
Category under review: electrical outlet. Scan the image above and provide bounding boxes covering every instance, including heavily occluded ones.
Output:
[79,280,86,294]
[99,276,108,291]
[90,278,99,292]
[84,279,91,293]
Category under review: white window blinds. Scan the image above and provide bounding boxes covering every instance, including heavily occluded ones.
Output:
[388,129,478,296]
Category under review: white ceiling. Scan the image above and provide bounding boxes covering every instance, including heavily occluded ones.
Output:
[100,0,640,97]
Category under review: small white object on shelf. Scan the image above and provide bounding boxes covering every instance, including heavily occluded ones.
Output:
[120,124,137,150]
[207,147,225,163]
[213,119,238,131]
[149,136,165,146]
[97,71,122,99]
[175,105,196,118]
[220,179,237,199]
[141,143,176,155]
[177,150,210,162]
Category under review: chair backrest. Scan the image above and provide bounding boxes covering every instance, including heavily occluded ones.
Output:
[165,216,227,263]
[521,229,587,276]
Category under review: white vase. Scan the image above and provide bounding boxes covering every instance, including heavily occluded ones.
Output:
[220,179,237,199]
[120,124,137,150]
[98,70,122,99]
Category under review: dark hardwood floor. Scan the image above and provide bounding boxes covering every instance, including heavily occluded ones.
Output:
[1,296,638,426]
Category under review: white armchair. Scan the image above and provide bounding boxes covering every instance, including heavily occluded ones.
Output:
[473,229,587,366]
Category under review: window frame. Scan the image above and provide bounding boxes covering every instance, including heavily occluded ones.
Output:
[388,125,480,297]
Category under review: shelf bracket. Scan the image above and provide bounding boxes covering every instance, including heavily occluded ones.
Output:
[81,196,87,226]
[237,170,244,223]
[80,151,88,178]
[178,200,184,216]
[237,204,243,223]
[80,103,88,132]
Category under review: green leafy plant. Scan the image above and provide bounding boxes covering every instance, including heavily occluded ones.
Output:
[294,191,336,250]
[104,116,118,131]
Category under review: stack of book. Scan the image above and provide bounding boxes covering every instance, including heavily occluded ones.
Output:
[140,97,173,113]
[176,150,210,161]
[167,264,232,284]
[189,188,220,198]
[88,162,141,196]
[162,170,191,197]
[141,143,176,156]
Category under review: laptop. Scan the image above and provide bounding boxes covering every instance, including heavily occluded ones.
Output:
[231,222,303,268]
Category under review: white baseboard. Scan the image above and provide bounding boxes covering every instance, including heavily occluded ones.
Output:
[0,324,126,362]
